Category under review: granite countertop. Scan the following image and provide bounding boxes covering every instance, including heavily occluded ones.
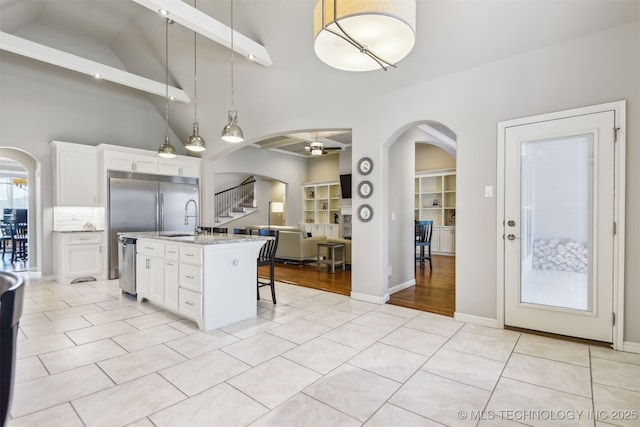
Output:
[118,231,272,245]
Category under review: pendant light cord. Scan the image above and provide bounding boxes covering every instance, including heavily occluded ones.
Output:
[193,0,198,123]
[230,0,235,109]
[165,17,169,138]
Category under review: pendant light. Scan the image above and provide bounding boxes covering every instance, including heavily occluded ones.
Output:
[185,0,206,152]
[221,0,244,143]
[158,17,177,158]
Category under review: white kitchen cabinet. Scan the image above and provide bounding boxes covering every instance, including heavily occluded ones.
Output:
[430,227,441,253]
[135,236,265,331]
[54,232,104,284]
[164,260,179,311]
[51,141,98,206]
[164,243,180,310]
[136,239,165,303]
[158,156,201,178]
[103,149,158,174]
[439,227,455,254]
[302,223,340,238]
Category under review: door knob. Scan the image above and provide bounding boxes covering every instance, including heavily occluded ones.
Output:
[507,220,516,227]
[507,234,519,240]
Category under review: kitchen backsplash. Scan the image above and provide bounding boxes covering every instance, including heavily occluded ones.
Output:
[53,207,105,231]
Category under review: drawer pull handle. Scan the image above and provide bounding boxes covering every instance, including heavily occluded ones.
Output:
[145,246,154,250]
[185,301,194,306]
[185,275,194,279]
[185,253,194,257]
[166,263,174,266]
[232,259,239,266]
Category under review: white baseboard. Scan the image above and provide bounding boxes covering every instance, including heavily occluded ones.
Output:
[622,341,640,354]
[454,312,499,328]
[351,291,390,305]
[388,279,415,295]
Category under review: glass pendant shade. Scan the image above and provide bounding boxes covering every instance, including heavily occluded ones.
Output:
[186,123,206,152]
[158,136,177,158]
[314,0,416,71]
[221,110,244,143]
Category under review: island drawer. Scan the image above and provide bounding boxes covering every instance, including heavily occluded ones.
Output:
[165,244,179,261]
[180,244,203,265]
[179,288,202,319]
[180,264,203,292]
[137,239,164,257]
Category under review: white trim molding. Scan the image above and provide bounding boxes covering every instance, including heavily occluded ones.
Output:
[622,341,640,354]
[388,279,415,295]
[454,312,499,328]
[351,291,389,305]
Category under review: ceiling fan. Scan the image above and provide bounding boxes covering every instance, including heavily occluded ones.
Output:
[304,133,343,155]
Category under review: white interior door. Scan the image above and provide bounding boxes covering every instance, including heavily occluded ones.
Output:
[503,110,615,342]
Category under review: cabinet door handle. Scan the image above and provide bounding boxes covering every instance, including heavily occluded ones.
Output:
[146,258,150,269]
[185,253,194,257]
[185,301,194,306]
[185,275,194,279]
[166,262,174,266]
[232,259,239,266]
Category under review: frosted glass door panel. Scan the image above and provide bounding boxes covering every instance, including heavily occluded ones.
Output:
[520,135,593,312]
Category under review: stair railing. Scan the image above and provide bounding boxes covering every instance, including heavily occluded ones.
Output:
[214,178,256,223]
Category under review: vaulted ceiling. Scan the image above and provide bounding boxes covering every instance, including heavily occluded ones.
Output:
[1,0,637,158]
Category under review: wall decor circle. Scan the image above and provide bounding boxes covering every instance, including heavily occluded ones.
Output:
[357,180,373,198]
[357,204,373,222]
[357,157,373,175]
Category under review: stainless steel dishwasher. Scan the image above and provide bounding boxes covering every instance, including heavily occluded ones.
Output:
[118,236,137,295]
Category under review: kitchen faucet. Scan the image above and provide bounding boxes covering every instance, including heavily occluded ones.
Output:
[184,199,199,233]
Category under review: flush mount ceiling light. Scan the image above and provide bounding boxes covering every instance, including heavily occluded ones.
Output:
[221,0,244,143]
[310,141,323,156]
[158,18,177,158]
[313,0,416,72]
[184,0,206,152]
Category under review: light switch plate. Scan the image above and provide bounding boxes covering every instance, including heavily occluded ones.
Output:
[484,185,493,198]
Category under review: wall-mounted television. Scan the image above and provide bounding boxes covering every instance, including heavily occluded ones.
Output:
[339,174,352,199]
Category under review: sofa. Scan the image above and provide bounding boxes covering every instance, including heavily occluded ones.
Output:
[246,225,351,265]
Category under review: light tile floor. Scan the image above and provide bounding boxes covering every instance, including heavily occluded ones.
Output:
[7,277,640,427]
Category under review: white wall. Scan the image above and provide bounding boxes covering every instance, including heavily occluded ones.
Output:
[207,147,307,228]
[1,21,637,343]
[387,129,418,292]
[416,144,456,171]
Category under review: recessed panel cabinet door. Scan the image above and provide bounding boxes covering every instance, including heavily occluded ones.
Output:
[55,147,97,206]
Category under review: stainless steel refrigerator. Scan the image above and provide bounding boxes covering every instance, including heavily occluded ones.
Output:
[107,170,199,279]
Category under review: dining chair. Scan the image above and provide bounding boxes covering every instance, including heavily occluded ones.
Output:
[12,222,28,262]
[0,272,25,426]
[0,223,12,258]
[257,229,279,304]
[198,226,228,234]
[415,220,433,270]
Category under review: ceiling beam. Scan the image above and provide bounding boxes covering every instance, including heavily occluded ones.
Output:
[0,31,191,103]
[130,0,272,67]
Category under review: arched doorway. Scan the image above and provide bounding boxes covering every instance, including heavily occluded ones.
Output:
[384,121,457,316]
[0,148,41,274]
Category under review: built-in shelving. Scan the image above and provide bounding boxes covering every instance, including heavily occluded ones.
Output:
[415,169,456,254]
[302,181,341,225]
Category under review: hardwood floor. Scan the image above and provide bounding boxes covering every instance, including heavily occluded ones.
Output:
[389,255,455,317]
[259,255,455,317]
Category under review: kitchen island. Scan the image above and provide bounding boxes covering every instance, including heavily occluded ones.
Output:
[120,231,271,331]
